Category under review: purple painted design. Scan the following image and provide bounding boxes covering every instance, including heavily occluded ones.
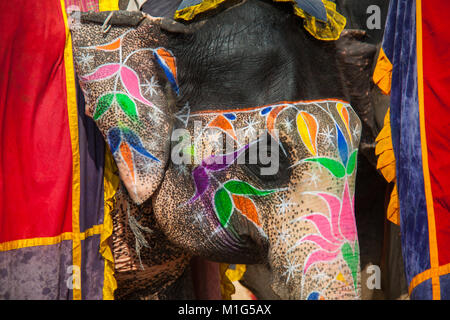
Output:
[202,144,249,171]
[190,145,250,203]
[191,166,209,201]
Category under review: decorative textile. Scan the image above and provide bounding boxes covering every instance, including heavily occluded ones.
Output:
[219,263,246,299]
[0,0,119,300]
[141,0,182,18]
[174,0,346,41]
[99,0,119,11]
[219,264,236,300]
[375,109,399,225]
[373,47,392,96]
[66,0,99,12]
[373,0,450,300]
[290,0,346,41]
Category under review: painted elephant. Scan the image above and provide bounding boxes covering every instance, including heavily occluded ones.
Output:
[71,0,363,299]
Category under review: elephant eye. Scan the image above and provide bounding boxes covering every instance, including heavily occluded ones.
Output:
[241,133,292,186]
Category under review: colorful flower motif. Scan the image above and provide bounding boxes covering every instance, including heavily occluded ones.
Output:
[299,180,359,290]
[307,291,326,300]
[297,111,318,156]
[153,47,179,95]
[208,115,237,140]
[79,35,179,122]
[80,62,156,121]
[189,144,277,227]
[93,92,138,122]
[214,180,276,227]
[267,105,287,138]
[303,123,357,178]
[95,36,122,51]
[336,102,352,145]
[191,145,249,202]
[107,126,160,181]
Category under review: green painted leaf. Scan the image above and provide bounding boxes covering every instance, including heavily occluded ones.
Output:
[341,241,360,291]
[93,93,114,120]
[214,188,233,227]
[346,149,358,175]
[224,180,276,197]
[116,93,138,122]
[304,157,346,178]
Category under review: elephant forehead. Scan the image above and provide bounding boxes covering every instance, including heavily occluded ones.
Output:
[170,0,346,111]
[175,99,361,165]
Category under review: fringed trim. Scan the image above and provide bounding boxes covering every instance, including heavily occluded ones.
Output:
[174,0,229,22]
[375,109,396,183]
[291,0,346,41]
[387,184,400,225]
[375,108,400,225]
[101,148,120,300]
[373,47,393,95]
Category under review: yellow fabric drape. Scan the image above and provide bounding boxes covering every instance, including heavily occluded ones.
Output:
[97,0,120,300]
[220,263,236,300]
[291,0,346,41]
[99,0,119,11]
[101,148,120,299]
[220,263,247,299]
[373,47,393,95]
[375,109,400,225]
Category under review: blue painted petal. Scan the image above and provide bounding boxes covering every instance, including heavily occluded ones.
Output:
[122,128,160,162]
[261,107,273,115]
[307,292,320,300]
[153,50,179,95]
[224,113,236,121]
[107,127,122,154]
[295,0,328,22]
[336,123,348,166]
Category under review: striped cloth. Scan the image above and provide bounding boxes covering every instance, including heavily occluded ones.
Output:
[0,0,119,300]
[374,0,450,300]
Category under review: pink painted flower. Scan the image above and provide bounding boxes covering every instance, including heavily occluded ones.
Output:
[299,180,358,279]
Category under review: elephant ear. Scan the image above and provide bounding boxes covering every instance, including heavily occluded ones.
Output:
[72,11,178,204]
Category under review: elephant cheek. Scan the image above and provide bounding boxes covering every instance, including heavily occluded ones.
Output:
[153,166,270,263]
[152,166,196,250]
[152,166,233,260]
[261,193,361,300]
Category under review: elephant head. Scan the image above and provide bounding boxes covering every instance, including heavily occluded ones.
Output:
[72,0,362,300]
